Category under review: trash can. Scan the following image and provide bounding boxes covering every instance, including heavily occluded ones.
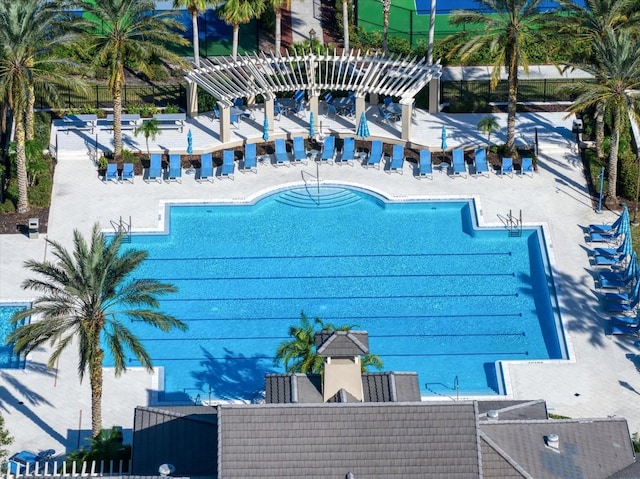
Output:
[28,218,39,239]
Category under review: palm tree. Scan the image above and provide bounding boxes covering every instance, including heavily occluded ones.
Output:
[0,0,85,213]
[274,311,383,374]
[567,28,640,206]
[382,0,391,55]
[173,0,220,66]
[219,0,265,59]
[556,0,639,159]
[342,0,350,52]
[7,224,188,438]
[269,0,288,54]
[134,119,160,158]
[477,115,500,145]
[446,0,558,156]
[73,0,188,161]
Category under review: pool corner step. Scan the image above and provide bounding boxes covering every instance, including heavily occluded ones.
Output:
[276,187,361,209]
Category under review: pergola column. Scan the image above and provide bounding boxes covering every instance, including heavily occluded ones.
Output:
[219,105,232,143]
[355,95,366,123]
[265,97,275,133]
[186,81,198,118]
[400,99,414,141]
[429,77,440,114]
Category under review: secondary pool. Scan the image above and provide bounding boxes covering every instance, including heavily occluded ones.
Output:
[110,186,567,403]
[0,304,28,369]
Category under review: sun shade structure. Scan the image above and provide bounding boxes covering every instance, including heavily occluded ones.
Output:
[185,49,442,142]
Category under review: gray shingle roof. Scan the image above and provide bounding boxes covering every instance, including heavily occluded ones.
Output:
[479,419,635,479]
[478,400,548,421]
[265,372,420,403]
[479,436,526,478]
[315,330,369,356]
[608,459,640,478]
[217,402,480,479]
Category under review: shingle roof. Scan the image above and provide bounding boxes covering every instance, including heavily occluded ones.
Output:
[265,372,420,403]
[217,401,480,479]
[315,330,369,356]
[479,418,635,479]
[608,459,640,478]
[479,436,526,478]
[478,400,548,421]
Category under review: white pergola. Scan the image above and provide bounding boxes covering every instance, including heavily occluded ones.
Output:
[184,49,442,142]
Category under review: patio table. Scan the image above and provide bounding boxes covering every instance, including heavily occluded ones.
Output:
[333,97,354,116]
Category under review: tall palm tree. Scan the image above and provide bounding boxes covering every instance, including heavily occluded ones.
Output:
[173,0,220,66]
[567,28,640,206]
[446,0,558,156]
[73,0,187,161]
[7,224,188,438]
[382,0,391,55]
[0,0,84,213]
[556,0,639,159]
[218,0,265,59]
[274,312,383,374]
[342,0,350,52]
[269,0,288,54]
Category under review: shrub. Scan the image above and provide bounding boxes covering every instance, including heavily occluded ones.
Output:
[164,104,180,114]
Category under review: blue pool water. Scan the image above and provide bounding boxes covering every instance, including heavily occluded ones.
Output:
[110,186,566,403]
[0,304,28,369]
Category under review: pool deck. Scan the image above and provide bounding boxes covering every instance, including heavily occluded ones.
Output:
[1,106,639,454]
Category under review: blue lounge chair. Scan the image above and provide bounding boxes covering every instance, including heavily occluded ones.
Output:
[337,137,355,166]
[275,139,290,167]
[221,150,235,179]
[474,148,489,177]
[319,136,335,164]
[606,294,639,314]
[594,237,630,262]
[199,153,214,182]
[146,153,163,183]
[589,210,626,235]
[501,158,514,177]
[594,252,628,267]
[418,150,433,179]
[378,106,392,124]
[241,143,258,173]
[324,92,333,104]
[451,149,466,177]
[610,322,640,335]
[104,163,118,183]
[292,137,308,164]
[366,140,384,169]
[389,145,404,174]
[294,90,305,103]
[521,157,534,177]
[599,256,636,290]
[590,228,624,243]
[167,154,182,183]
[122,162,134,183]
[326,104,337,119]
[605,278,640,304]
[274,103,282,120]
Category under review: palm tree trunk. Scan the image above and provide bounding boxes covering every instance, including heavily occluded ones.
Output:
[89,348,104,439]
[112,66,124,160]
[606,111,621,206]
[232,24,239,59]
[506,49,518,156]
[382,0,390,55]
[26,85,35,141]
[15,110,29,214]
[342,0,350,52]
[191,11,200,67]
[596,100,605,159]
[275,8,282,54]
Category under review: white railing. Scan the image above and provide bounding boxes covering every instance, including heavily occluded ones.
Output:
[2,460,131,478]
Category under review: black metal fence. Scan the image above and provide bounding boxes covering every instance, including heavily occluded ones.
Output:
[441,78,589,105]
[34,84,187,111]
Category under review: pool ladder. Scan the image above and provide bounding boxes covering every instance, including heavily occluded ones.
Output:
[111,216,132,242]
[500,209,522,237]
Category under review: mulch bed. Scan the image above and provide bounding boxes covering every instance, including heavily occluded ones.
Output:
[0,207,49,236]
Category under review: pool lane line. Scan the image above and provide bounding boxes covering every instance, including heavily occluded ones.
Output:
[136,331,527,341]
[158,292,521,302]
[149,272,517,281]
[145,251,514,262]
[164,312,524,322]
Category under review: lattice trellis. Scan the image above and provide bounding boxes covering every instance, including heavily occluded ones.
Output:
[186,49,442,107]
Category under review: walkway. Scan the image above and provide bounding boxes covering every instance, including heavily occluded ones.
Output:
[2,108,640,458]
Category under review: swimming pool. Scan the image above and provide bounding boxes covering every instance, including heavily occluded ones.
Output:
[0,304,28,369]
[110,186,567,403]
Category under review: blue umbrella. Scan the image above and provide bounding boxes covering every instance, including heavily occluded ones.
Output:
[441,125,447,151]
[263,114,269,142]
[618,206,630,238]
[309,111,315,138]
[186,129,193,155]
[356,112,370,138]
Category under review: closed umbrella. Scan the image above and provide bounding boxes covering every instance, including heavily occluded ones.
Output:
[441,125,447,151]
[186,129,193,155]
[618,206,630,238]
[356,112,370,138]
[309,111,315,139]
[262,114,269,142]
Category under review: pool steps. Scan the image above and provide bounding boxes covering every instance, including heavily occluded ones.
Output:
[275,187,361,208]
